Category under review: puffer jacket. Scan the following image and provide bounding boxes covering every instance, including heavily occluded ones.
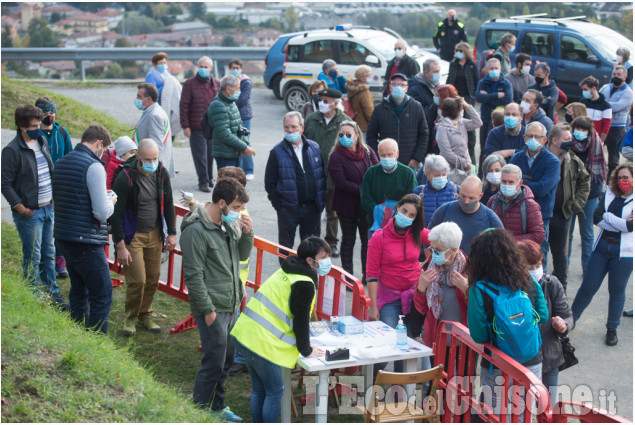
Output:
[414,180,459,227]
[538,274,574,374]
[487,184,546,244]
[208,92,249,158]
[179,74,220,131]
[366,95,429,164]
[345,79,374,131]
[235,76,253,121]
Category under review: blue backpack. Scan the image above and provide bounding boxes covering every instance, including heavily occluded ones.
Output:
[475,280,542,365]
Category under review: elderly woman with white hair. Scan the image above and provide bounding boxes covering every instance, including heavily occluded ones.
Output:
[318,59,347,94]
[615,46,633,88]
[414,154,459,226]
[480,153,506,206]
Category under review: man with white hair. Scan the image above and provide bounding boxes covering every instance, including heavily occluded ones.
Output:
[111,138,177,336]
[414,154,458,226]
[433,8,467,62]
[487,163,545,244]
[383,39,420,96]
[180,56,220,192]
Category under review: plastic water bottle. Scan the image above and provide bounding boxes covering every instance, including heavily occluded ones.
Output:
[396,315,407,346]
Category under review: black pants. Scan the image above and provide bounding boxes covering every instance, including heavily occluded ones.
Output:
[189,130,214,186]
[338,212,369,280]
[277,203,321,262]
[549,212,572,292]
[478,122,494,177]
[605,127,627,177]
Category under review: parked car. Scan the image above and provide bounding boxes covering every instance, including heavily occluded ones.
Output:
[475,14,633,100]
[263,31,304,99]
[277,24,449,111]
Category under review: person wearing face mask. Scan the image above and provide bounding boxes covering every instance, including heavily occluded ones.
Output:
[567,116,608,272]
[2,104,68,308]
[505,53,536,104]
[231,236,329,423]
[345,65,375,136]
[414,155,458,228]
[228,59,254,181]
[382,40,420,96]
[145,52,169,104]
[428,176,503,255]
[317,59,347,94]
[490,33,516,75]
[599,65,633,176]
[367,194,430,374]
[180,178,254,421]
[545,124,590,292]
[527,62,559,122]
[483,103,526,160]
[265,112,326,261]
[578,76,611,142]
[51,124,117,334]
[487,164,545,244]
[520,89,554,132]
[110,139,177,336]
[516,239,574,407]
[105,136,138,191]
[301,80,327,119]
[571,163,633,347]
[134,83,174,178]
[180,56,220,192]
[328,121,378,282]
[208,75,255,171]
[480,153,506,206]
[432,9,467,62]
[615,47,633,89]
[407,59,441,140]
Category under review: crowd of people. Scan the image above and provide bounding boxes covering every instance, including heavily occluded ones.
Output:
[1,23,633,422]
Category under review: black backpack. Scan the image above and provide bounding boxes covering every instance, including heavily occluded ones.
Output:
[200,107,213,140]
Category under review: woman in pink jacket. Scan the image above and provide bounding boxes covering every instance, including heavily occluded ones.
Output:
[366,193,430,372]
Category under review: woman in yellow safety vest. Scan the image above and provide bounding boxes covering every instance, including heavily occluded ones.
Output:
[230,236,330,423]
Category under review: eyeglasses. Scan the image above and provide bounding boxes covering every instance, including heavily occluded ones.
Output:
[616,176,631,181]
[390,82,407,88]
[430,247,448,256]
[339,132,353,138]
[321,99,332,104]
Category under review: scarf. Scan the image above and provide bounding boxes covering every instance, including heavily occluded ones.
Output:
[336,142,366,161]
[571,129,607,183]
[426,249,467,319]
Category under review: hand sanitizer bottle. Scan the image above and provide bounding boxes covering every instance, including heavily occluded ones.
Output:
[396,315,407,346]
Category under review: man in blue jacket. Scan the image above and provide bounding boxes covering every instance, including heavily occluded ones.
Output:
[483,102,526,159]
[510,121,561,264]
[527,63,559,122]
[475,58,512,172]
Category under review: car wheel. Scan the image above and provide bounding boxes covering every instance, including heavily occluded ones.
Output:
[284,85,308,112]
[271,74,282,99]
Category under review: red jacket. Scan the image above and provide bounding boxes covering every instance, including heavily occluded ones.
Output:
[487,184,545,244]
[414,284,468,348]
[179,74,220,131]
[106,152,123,190]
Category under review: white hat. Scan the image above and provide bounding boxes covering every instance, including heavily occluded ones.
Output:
[114,136,137,161]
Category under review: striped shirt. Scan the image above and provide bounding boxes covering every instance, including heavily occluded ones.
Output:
[581,95,612,136]
[26,141,52,206]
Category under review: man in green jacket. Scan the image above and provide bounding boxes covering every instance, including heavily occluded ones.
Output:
[180,178,253,422]
[303,87,348,257]
[207,75,255,170]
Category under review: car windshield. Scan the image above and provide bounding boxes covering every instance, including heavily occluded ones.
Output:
[587,33,633,62]
[364,34,400,59]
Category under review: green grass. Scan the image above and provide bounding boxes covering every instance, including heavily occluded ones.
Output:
[1,75,130,138]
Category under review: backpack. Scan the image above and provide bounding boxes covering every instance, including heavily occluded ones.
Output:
[342,98,357,119]
[478,49,495,77]
[200,107,214,140]
[475,280,542,365]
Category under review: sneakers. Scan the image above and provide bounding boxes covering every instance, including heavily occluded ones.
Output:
[623,309,633,317]
[245,174,254,181]
[161,250,169,264]
[210,406,242,423]
[55,257,69,279]
[606,329,618,346]
[228,362,248,376]
[122,318,136,336]
[139,316,161,333]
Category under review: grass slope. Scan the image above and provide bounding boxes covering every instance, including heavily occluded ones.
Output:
[1,76,129,138]
[0,222,211,423]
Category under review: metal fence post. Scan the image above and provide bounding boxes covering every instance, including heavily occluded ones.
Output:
[81,60,86,81]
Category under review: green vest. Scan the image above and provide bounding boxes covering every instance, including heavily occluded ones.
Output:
[231,268,315,369]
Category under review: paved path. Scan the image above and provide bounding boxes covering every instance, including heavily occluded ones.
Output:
[1,85,632,419]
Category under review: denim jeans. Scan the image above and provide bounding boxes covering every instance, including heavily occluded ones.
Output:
[57,240,112,334]
[481,362,542,420]
[567,196,599,272]
[12,204,59,295]
[193,311,238,411]
[541,220,550,271]
[216,157,240,170]
[571,238,633,330]
[238,119,254,175]
[235,339,285,423]
[542,367,559,407]
[374,299,417,375]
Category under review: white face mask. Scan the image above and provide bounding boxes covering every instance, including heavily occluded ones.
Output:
[318,101,331,114]
[529,267,543,282]
[520,100,532,115]
[395,48,404,59]
[486,171,501,185]
[521,65,531,75]
[616,54,623,64]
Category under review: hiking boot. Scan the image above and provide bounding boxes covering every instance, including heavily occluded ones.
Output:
[55,257,69,279]
[210,406,242,423]
[228,362,248,376]
[50,292,70,311]
[606,329,618,346]
[139,316,161,333]
[122,318,136,336]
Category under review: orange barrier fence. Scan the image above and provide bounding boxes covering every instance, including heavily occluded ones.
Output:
[105,204,370,334]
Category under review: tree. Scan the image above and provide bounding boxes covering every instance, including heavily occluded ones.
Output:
[104,62,123,79]
[114,38,136,68]
[222,35,238,47]
[284,5,298,32]
[49,11,61,23]
[216,16,236,29]
[27,18,60,47]
[190,3,207,20]
[115,14,163,35]
[2,26,13,48]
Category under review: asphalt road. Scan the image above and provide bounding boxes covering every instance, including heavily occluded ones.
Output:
[1,85,632,419]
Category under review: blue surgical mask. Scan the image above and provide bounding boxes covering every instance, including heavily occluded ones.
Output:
[198,68,210,78]
[455,51,464,60]
[573,130,588,141]
[431,249,448,266]
[230,91,241,100]
[339,135,354,148]
[503,116,519,129]
[314,257,332,276]
[489,70,500,79]
[433,96,440,106]
[380,157,397,170]
[391,86,405,99]
[394,212,414,228]
[312,93,320,102]
[25,128,41,140]
[366,77,372,84]
[525,138,542,152]
[431,73,440,83]
[134,98,145,110]
[142,160,158,173]
[328,70,338,79]
[431,175,447,190]
[582,90,592,99]
[222,208,240,223]
[157,64,167,73]
[285,132,300,143]
[229,69,241,78]
[500,184,518,197]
